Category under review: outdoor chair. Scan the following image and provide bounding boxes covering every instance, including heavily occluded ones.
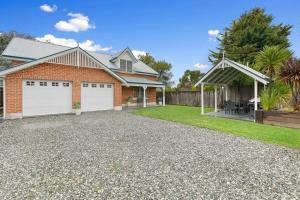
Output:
[227,101,237,114]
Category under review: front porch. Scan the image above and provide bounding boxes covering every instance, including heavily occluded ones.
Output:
[121,76,165,108]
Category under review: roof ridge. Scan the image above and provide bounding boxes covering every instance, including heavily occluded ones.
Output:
[12,36,114,57]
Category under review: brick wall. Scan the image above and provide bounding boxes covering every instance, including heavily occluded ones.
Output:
[5,63,123,114]
[121,86,156,104]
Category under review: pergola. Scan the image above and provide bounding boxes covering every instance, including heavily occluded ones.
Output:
[195,57,269,117]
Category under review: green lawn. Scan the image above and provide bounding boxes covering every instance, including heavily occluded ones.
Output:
[133,105,300,149]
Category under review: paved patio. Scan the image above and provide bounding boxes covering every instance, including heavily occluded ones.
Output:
[0,111,299,199]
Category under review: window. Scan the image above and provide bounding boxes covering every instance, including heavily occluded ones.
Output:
[26,81,35,86]
[92,84,97,88]
[83,83,88,87]
[120,59,133,72]
[120,59,127,72]
[52,82,59,87]
[127,61,132,72]
[107,84,112,88]
[40,82,47,86]
[99,84,104,88]
[63,83,69,87]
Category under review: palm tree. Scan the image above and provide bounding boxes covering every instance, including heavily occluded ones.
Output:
[280,57,300,110]
[255,46,292,97]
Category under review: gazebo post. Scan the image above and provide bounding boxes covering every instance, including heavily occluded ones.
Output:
[214,87,218,112]
[201,83,204,114]
[143,86,147,108]
[225,85,228,101]
[162,87,165,106]
[254,79,258,121]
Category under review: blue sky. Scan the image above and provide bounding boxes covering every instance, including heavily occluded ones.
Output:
[1,0,300,84]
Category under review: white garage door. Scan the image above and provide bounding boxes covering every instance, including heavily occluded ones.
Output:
[81,83,114,112]
[23,80,72,117]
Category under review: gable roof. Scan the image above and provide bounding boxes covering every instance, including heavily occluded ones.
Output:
[0,46,128,85]
[195,58,270,86]
[2,37,158,75]
[110,47,138,63]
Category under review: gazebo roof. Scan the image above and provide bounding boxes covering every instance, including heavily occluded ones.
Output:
[195,58,270,86]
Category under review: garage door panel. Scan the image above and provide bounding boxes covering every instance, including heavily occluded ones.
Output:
[23,80,72,116]
[81,83,114,112]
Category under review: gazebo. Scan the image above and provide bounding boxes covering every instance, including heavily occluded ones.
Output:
[195,57,270,120]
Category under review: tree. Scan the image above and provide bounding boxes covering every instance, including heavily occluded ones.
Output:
[0,31,34,65]
[177,70,203,91]
[138,53,173,86]
[209,8,291,66]
[255,46,292,97]
[280,57,300,110]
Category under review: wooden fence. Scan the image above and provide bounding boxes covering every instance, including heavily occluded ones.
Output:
[161,85,260,107]
[164,90,224,107]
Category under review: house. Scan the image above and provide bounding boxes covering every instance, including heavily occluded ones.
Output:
[0,37,165,119]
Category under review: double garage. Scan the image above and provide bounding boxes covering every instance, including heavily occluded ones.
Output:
[22,80,114,117]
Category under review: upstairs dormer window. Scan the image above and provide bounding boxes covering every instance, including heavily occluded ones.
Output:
[120,59,133,73]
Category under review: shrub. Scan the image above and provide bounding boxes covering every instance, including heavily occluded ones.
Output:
[73,102,81,109]
[280,57,300,110]
[261,82,290,111]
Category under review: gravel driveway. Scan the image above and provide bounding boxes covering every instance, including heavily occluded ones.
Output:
[0,111,299,199]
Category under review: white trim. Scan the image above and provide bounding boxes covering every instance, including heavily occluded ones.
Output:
[214,87,218,112]
[224,60,268,85]
[225,85,228,101]
[162,87,165,106]
[122,83,164,88]
[143,86,147,108]
[195,61,223,86]
[195,58,269,86]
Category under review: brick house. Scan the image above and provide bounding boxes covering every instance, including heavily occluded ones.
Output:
[0,37,165,119]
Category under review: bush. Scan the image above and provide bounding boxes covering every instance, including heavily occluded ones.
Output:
[261,82,290,111]
[73,102,81,109]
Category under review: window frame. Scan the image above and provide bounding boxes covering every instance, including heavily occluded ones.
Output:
[120,59,133,73]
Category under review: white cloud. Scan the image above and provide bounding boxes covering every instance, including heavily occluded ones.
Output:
[208,29,220,41]
[55,13,95,32]
[194,63,209,70]
[36,34,111,52]
[132,50,146,58]
[40,4,57,13]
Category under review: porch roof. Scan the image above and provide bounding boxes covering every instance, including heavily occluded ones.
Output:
[195,58,270,86]
[121,76,165,87]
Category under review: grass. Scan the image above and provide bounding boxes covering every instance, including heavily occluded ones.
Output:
[133,105,300,149]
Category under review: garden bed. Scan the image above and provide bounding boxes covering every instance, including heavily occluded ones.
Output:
[263,111,300,128]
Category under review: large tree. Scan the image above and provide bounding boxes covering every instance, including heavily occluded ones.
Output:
[209,8,291,66]
[177,70,204,91]
[0,31,34,65]
[138,53,174,86]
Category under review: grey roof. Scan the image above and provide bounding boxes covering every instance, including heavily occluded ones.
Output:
[0,66,9,72]
[2,37,158,75]
[195,58,270,86]
[121,76,164,86]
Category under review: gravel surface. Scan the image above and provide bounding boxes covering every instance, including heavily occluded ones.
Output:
[0,111,299,199]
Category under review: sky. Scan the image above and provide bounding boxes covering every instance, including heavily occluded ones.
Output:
[1,0,300,84]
